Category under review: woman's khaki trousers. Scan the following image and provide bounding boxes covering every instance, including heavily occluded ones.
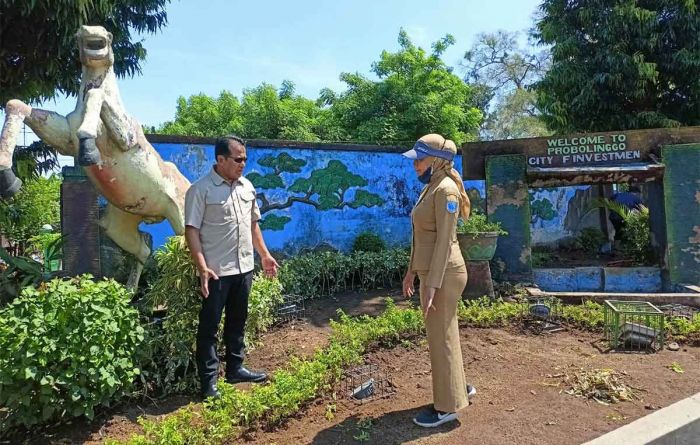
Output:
[419,267,469,413]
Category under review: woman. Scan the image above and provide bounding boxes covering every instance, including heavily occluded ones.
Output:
[402,133,475,428]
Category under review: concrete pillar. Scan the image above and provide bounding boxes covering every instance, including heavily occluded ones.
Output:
[60,166,101,276]
[486,154,532,280]
[662,144,700,286]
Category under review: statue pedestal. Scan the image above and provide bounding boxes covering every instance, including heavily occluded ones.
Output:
[462,260,495,299]
[61,166,101,276]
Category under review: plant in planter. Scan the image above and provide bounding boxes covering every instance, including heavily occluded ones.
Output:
[456,212,508,262]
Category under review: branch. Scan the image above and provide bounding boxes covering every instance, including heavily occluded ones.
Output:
[259,195,320,213]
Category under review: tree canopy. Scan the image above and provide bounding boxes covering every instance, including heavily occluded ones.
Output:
[0,0,170,104]
[463,31,551,140]
[157,30,482,145]
[534,0,700,133]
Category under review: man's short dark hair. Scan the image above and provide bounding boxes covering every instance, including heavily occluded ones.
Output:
[629,184,641,193]
[215,135,246,159]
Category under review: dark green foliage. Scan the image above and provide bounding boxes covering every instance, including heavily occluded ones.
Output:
[534,0,700,132]
[0,0,170,104]
[352,232,386,253]
[0,239,64,306]
[0,276,143,431]
[12,141,59,181]
[0,175,61,255]
[576,227,607,254]
[588,198,653,264]
[328,30,482,145]
[278,249,409,299]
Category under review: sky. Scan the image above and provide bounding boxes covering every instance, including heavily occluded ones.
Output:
[9,0,544,167]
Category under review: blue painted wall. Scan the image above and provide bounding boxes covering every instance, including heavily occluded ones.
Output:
[142,141,592,254]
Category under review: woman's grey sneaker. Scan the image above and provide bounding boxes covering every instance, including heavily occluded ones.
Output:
[413,406,457,428]
[467,384,476,398]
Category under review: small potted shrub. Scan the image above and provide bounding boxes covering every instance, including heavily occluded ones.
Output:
[456,212,508,262]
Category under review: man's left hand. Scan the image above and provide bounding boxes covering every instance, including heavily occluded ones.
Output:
[262,254,280,278]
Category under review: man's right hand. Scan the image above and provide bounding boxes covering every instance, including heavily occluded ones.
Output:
[199,267,219,298]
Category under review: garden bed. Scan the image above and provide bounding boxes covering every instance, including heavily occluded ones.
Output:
[18,290,700,445]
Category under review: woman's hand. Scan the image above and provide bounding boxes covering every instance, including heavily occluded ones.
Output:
[402,271,416,298]
[422,287,437,319]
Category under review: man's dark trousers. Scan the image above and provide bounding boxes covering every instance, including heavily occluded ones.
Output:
[196,271,253,387]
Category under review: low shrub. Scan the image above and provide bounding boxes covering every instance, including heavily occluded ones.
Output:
[351,232,386,253]
[0,276,143,431]
[278,248,409,299]
[575,228,606,254]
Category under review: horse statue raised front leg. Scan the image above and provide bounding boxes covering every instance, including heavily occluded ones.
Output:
[0,25,191,288]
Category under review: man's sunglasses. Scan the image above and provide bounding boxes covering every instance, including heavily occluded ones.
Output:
[226,156,247,164]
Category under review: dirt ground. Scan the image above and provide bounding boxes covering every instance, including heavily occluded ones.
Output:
[14,289,700,445]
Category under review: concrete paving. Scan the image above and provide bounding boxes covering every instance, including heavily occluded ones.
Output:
[583,392,700,445]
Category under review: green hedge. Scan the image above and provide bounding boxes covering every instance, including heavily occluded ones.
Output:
[278,248,409,298]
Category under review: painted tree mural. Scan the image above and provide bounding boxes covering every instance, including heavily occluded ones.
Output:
[529,191,557,225]
[248,153,385,230]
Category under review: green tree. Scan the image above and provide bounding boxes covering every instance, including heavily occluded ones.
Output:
[158,91,243,137]
[158,82,338,141]
[327,30,482,145]
[462,31,551,140]
[239,82,328,141]
[534,0,700,133]
[0,0,170,104]
[0,175,61,254]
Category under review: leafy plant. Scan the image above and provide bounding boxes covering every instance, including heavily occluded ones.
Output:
[575,228,606,254]
[0,275,144,431]
[352,232,386,253]
[587,198,652,264]
[0,241,65,307]
[620,206,653,264]
[0,175,61,255]
[354,418,373,442]
[531,250,555,268]
[457,212,508,237]
[667,362,684,374]
[139,236,285,395]
[278,248,409,299]
[458,297,521,327]
[246,272,284,346]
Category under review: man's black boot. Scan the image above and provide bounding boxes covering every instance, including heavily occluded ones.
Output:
[226,366,267,384]
[201,381,221,400]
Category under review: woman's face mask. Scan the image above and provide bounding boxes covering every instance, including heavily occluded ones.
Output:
[413,157,435,184]
[417,166,433,184]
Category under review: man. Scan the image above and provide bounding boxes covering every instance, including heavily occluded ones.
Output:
[609,184,643,243]
[184,135,279,399]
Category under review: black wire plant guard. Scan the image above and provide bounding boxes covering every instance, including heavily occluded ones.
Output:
[342,363,396,403]
[604,300,665,352]
[657,303,698,321]
[521,296,565,334]
[274,294,306,325]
